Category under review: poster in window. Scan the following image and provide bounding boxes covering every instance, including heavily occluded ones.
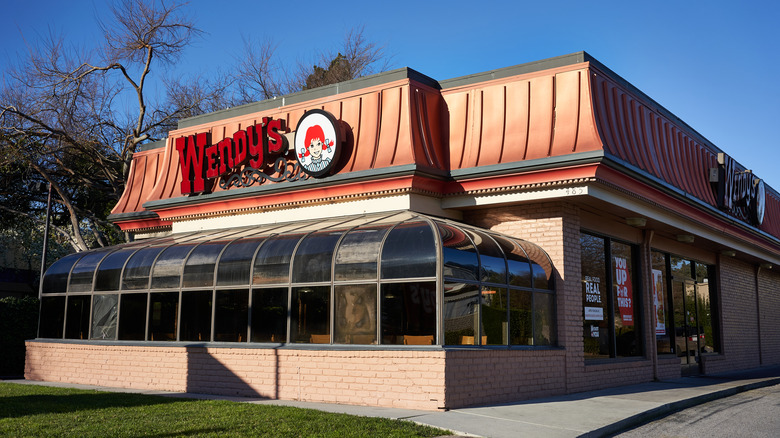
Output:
[583,275,604,320]
[652,269,666,335]
[614,257,634,326]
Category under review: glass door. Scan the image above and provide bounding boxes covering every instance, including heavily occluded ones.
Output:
[672,279,701,375]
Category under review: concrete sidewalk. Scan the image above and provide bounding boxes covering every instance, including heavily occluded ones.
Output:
[7,365,780,438]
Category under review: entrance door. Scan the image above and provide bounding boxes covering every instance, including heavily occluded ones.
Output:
[672,280,702,375]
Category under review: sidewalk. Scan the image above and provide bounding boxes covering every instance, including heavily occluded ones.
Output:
[7,365,780,438]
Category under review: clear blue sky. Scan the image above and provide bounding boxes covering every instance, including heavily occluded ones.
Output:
[2,0,778,190]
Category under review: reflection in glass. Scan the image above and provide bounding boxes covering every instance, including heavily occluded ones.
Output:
[150,244,195,289]
[651,251,672,354]
[481,287,507,345]
[334,284,377,344]
[671,257,691,279]
[217,237,265,286]
[439,223,478,281]
[90,294,118,340]
[381,282,436,345]
[123,247,166,290]
[292,231,343,283]
[180,290,212,342]
[69,251,110,293]
[39,296,66,338]
[471,231,506,284]
[290,286,329,343]
[534,292,556,346]
[183,242,228,288]
[334,226,390,281]
[524,242,553,290]
[253,234,302,284]
[65,295,91,339]
[381,221,436,279]
[444,282,480,345]
[214,289,248,342]
[42,253,83,294]
[96,249,137,291]
[118,293,147,340]
[251,288,288,342]
[148,292,178,341]
[509,289,532,345]
[696,263,716,354]
[494,236,532,288]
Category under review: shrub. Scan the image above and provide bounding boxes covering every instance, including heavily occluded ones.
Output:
[0,295,39,376]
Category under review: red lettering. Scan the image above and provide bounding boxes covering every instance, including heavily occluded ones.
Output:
[176,134,207,194]
[265,117,287,155]
[205,143,219,178]
[233,130,248,167]
[217,138,234,175]
[247,124,265,168]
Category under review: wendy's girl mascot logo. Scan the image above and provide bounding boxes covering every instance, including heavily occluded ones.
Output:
[295,109,342,177]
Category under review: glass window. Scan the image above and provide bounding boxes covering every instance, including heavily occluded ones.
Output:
[535,292,556,346]
[334,226,390,281]
[439,223,479,281]
[65,295,91,339]
[671,257,691,279]
[42,253,83,294]
[118,293,147,341]
[481,287,507,345]
[695,263,717,354]
[381,282,436,345]
[150,244,196,289]
[148,292,178,341]
[253,234,303,285]
[183,242,228,288]
[214,289,248,342]
[180,290,212,342]
[251,287,288,343]
[582,233,609,359]
[494,236,532,288]
[334,284,377,344]
[444,282,480,345]
[509,289,532,345]
[290,286,329,343]
[39,296,66,338]
[471,231,507,284]
[90,294,118,340]
[69,251,110,293]
[612,241,640,357]
[292,230,343,283]
[381,221,436,279]
[217,237,266,286]
[96,248,137,291]
[123,247,166,290]
[651,251,672,354]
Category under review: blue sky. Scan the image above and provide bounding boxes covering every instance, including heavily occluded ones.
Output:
[2,0,779,189]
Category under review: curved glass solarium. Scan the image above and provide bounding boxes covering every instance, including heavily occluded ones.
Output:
[39,211,556,346]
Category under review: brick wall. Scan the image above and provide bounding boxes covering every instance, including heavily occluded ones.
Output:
[25,342,446,410]
[758,268,780,365]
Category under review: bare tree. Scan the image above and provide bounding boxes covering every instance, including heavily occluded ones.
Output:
[0,0,224,251]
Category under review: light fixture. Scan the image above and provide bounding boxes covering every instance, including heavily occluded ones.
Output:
[760,263,773,270]
[720,250,736,257]
[626,217,647,227]
[676,234,695,243]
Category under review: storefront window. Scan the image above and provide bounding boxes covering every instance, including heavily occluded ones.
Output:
[381,282,436,345]
[65,295,91,339]
[180,290,212,342]
[534,291,556,346]
[581,232,641,359]
[148,292,178,341]
[380,221,436,279]
[118,293,147,340]
[290,286,329,343]
[651,251,672,354]
[90,294,118,340]
[444,282,480,345]
[481,287,507,345]
[250,287,288,342]
[214,289,248,342]
[39,296,65,338]
[334,284,377,344]
[509,289,532,345]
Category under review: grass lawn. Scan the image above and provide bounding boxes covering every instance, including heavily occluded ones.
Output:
[0,383,451,437]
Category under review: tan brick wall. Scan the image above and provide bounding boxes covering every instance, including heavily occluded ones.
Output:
[758,267,780,365]
[710,257,761,373]
[26,342,446,410]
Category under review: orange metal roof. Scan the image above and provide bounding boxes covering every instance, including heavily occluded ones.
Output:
[109,52,780,244]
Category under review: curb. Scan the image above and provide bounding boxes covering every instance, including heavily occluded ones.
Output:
[581,377,780,437]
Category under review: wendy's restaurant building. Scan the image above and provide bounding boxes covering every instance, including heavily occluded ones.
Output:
[26,52,780,410]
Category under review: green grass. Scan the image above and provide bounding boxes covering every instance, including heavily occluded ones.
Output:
[0,383,451,437]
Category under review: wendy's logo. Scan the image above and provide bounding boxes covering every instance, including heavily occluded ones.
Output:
[295,109,342,177]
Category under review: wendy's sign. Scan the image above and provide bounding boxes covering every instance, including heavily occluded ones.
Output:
[176,110,344,195]
[710,153,766,226]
